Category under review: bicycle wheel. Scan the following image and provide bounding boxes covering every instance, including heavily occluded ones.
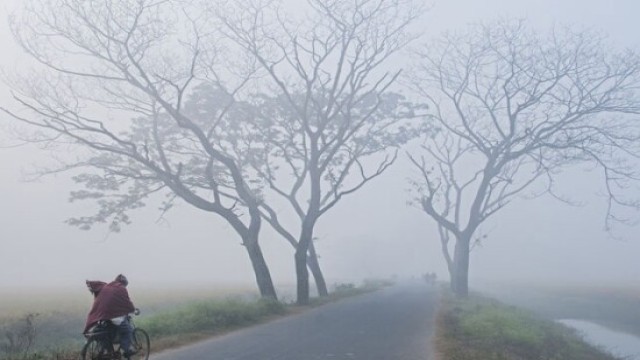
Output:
[81,338,111,360]
[130,328,150,360]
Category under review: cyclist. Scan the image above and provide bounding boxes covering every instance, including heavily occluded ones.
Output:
[84,274,137,358]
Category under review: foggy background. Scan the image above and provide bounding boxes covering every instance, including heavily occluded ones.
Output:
[1,0,639,292]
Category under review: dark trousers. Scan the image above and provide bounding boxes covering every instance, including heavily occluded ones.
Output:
[118,317,133,354]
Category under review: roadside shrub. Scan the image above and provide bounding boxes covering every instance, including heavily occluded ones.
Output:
[1,313,38,358]
[362,278,394,289]
[138,298,285,338]
[333,283,356,292]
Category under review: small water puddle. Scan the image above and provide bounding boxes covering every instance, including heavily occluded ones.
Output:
[558,319,640,359]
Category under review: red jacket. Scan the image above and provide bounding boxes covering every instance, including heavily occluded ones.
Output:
[84,280,135,333]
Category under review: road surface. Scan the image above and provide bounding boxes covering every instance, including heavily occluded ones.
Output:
[152,283,438,360]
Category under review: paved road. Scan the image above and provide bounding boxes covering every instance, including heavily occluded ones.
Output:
[151,282,438,360]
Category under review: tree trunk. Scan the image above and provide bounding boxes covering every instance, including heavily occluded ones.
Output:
[438,226,455,291]
[307,241,328,297]
[295,246,310,305]
[451,235,471,297]
[449,263,457,294]
[243,232,278,300]
[296,221,315,305]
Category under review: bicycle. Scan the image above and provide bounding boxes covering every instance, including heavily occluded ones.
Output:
[81,312,150,360]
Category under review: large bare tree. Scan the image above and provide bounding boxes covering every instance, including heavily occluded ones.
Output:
[180,83,333,298]
[409,21,640,297]
[217,0,423,304]
[2,0,280,299]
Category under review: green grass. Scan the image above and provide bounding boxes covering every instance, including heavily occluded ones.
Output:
[139,297,286,338]
[0,298,286,360]
[481,283,640,338]
[435,290,620,360]
[0,285,257,360]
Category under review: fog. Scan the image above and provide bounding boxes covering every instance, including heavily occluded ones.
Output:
[1,0,639,294]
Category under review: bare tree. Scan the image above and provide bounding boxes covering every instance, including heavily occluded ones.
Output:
[181,83,334,298]
[217,0,424,304]
[409,20,640,297]
[2,0,279,299]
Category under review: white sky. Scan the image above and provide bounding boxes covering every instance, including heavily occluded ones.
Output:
[0,0,639,293]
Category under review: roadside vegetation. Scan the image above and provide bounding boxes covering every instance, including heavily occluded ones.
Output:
[138,280,391,352]
[434,290,619,360]
[482,284,640,338]
[0,280,388,360]
[137,297,286,352]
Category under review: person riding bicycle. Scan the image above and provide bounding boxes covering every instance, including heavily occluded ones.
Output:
[84,274,137,358]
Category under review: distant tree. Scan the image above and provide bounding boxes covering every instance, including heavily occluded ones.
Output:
[409,20,640,297]
[2,0,279,299]
[218,0,424,304]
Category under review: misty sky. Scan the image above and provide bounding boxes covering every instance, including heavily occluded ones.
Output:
[1,0,639,292]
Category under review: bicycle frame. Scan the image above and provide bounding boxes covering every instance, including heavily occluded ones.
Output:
[83,313,149,360]
[84,316,134,357]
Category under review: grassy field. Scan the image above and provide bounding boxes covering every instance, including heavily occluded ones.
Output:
[0,281,386,360]
[480,283,640,338]
[434,290,620,360]
[0,285,257,358]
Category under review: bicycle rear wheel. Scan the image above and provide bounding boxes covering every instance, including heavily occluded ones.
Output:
[130,328,150,360]
[81,338,111,360]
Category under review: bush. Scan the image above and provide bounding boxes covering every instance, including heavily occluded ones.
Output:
[1,313,38,358]
[362,278,395,289]
[333,283,356,292]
